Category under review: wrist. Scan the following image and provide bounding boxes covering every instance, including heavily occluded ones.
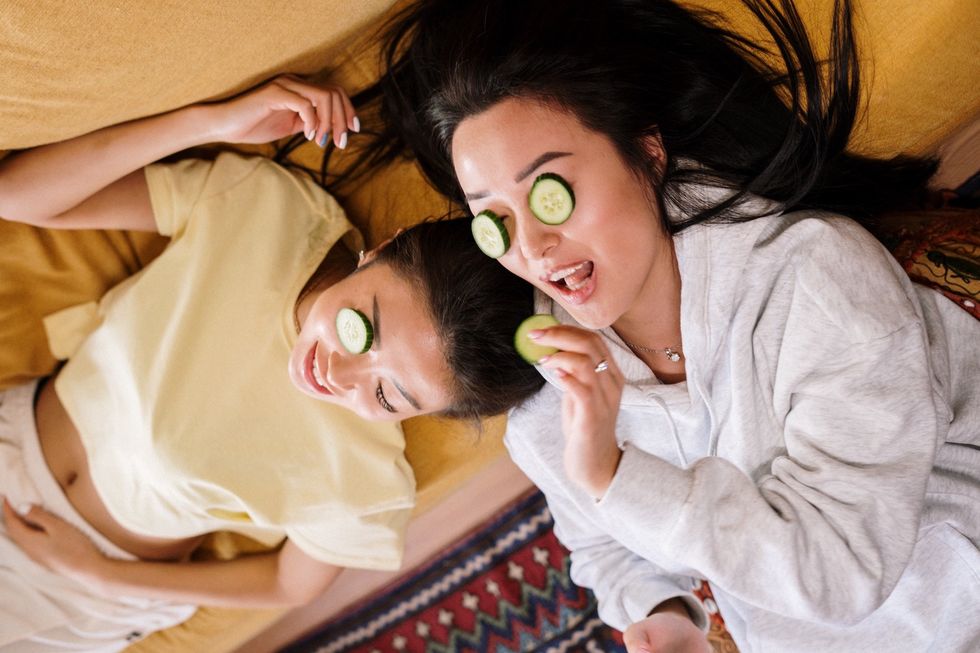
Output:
[649,597,695,622]
[170,103,223,147]
[75,555,118,596]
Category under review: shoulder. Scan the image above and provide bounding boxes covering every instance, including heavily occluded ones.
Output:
[745,212,920,341]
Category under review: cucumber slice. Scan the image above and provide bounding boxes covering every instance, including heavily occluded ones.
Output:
[528,173,575,225]
[335,307,373,354]
[514,314,560,364]
[471,210,510,258]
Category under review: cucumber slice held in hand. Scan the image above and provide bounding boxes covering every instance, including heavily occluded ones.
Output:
[336,307,373,354]
[528,173,575,225]
[514,314,561,364]
[471,210,510,258]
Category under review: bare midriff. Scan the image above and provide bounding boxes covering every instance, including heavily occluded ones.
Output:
[34,376,204,561]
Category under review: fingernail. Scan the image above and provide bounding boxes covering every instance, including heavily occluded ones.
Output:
[16,503,32,516]
[319,132,329,148]
[537,355,551,364]
[352,116,361,133]
[338,131,348,149]
[528,330,542,339]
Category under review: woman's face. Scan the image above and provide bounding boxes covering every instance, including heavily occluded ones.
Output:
[452,98,668,329]
[288,261,453,421]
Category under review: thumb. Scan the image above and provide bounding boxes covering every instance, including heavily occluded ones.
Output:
[8,500,52,531]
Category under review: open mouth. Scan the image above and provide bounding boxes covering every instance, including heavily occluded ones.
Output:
[304,342,333,396]
[545,261,596,304]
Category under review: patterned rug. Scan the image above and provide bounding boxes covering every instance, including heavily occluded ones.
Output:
[285,489,737,653]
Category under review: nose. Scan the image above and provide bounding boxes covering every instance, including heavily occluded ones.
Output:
[325,347,365,393]
[514,209,559,260]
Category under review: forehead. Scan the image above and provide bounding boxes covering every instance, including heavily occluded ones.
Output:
[358,262,454,409]
[452,98,593,170]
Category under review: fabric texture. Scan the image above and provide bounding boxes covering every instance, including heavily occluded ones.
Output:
[46,153,414,570]
[0,381,196,651]
[506,208,980,652]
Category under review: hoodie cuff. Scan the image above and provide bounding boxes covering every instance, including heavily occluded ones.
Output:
[619,583,710,633]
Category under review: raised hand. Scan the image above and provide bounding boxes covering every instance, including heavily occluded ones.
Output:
[206,75,358,148]
[530,324,625,499]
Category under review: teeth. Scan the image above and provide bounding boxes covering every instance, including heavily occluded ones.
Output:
[312,351,327,388]
[566,274,590,291]
[549,262,586,282]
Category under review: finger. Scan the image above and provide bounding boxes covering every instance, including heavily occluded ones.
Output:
[529,325,611,360]
[542,350,615,387]
[272,76,322,141]
[269,85,318,140]
[2,499,43,535]
[336,87,359,132]
[330,91,349,149]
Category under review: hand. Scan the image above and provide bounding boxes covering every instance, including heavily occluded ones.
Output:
[205,75,358,148]
[3,498,107,586]
[623,612,712,653]
[531,324,625,498]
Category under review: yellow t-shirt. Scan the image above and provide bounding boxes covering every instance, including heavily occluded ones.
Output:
[45,153,415,570]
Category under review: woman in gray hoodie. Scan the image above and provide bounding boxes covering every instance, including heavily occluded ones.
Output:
[367,0,980,651]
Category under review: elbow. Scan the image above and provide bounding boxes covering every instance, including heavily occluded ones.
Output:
[275,582,325,608]
[274,573,338,608]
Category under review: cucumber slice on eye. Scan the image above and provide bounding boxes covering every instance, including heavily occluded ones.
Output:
[514,314,561,364]
[336,307,373,354]
[529,173,575,225]
[471,210,510,258]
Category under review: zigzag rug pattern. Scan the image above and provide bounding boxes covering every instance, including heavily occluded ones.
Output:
[286,490,734,652]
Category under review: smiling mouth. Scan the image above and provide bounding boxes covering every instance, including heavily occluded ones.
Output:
[544,261,596,303]
[304,342,333,396]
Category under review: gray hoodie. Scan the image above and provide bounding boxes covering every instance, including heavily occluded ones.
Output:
[505,211,980,652]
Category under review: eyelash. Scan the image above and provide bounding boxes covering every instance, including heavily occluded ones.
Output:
[376,383,396,413]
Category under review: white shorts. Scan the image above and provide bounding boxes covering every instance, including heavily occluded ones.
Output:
[0,381,196,652]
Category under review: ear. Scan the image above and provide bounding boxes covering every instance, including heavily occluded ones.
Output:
[357,227,406,268]
[641,132,667,172]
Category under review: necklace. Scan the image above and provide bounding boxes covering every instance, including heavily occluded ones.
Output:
[622,340,684,363]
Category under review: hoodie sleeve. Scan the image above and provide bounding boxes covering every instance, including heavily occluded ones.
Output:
[505,388,709,633]
[597,219,945,625]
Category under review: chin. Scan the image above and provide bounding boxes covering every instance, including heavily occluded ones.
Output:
[563,304,616,331]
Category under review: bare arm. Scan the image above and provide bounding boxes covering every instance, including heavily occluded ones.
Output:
[3,500,342,608]
[0,76,356,232]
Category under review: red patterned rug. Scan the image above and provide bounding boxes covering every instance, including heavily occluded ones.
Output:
[285,489,737,653]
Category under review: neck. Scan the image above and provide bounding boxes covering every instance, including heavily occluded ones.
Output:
[612,235,686,383]
[612,235,682,348]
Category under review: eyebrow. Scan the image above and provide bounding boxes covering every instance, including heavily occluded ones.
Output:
[375,294,422,411]
[462,151,573,202]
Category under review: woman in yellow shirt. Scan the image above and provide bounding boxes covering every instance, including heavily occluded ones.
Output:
[0,77,542,650]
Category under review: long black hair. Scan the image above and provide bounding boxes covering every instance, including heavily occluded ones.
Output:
[372,218,544,420]
[357,0,935,231]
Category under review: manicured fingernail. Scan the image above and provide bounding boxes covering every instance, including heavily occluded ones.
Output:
[528,330,543,339]
[319,132,329,148]
[338,131,348,149]
[537,355,551,364]
[16,503,32,516]
[352,116,361,133]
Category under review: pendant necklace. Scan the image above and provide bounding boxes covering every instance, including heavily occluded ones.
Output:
[622,340,684,363]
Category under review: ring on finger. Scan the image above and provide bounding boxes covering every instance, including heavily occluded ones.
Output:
[593,359,609,374]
